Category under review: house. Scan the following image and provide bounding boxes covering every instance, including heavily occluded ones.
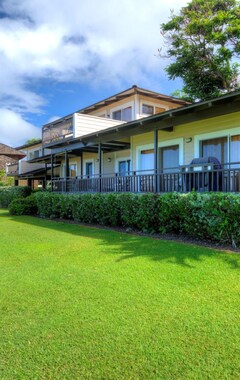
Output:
[8,86,240,193]
[0,143,26,186]
[6,140,48,188]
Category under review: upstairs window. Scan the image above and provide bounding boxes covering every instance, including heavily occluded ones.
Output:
[112,106,132,122]
[142,103,166,116]
[112,110,122,120]
[142,104,154,115]
[28,150,40,160]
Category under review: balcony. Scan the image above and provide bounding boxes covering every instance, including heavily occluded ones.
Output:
[6,161,46,176]
[51,162,240,194]
[42,113,125,147]
[6,162,19,176]
[42,122,73,146]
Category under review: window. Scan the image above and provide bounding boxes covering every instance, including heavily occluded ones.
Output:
[142,104,166,116]
[231,135,240,162]
[112,106,132,122]
[29,150,40,160]
[118,160,131,175]
[160,145,179,172]
[69,164,77,178]
[142,104,154,115]
[112,110,122,121]
[200,137,227,164]
[140,149,154,171]
[86,162,93,177]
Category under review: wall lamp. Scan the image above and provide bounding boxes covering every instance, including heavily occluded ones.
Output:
[107,157,112,162]
[185,137,192,143]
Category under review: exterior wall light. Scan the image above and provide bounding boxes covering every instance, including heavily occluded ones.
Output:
[185,137,192,143]
[107,157,112,162]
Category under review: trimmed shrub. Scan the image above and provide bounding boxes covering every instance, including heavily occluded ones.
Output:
[0,186,32,208]
[180,192,240,247]
[34,192,63,219]
[135,193,160,233]
[9,195,38,216]
[158,192,183,234]
[6,190,240,248]
[117,193,140,228]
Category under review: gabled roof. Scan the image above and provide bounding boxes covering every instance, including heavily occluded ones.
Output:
[42,85,189,129]
[0,143,26,160]
[78,85,189,114]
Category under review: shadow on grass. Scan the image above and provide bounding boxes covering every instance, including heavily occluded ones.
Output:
[2,211,240,270]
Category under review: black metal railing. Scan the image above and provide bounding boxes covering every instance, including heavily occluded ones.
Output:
[51,162,240,194]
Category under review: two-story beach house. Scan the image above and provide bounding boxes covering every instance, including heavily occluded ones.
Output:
[7,85,240,193]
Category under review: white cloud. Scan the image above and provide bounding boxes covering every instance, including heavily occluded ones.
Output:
[0,108,41,146]
[0,0,188,145]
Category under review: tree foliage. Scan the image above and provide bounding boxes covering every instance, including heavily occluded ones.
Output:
[25,138,41,145]
[161,0,240,101]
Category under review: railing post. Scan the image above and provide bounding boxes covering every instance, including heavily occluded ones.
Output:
[154,129,159,193]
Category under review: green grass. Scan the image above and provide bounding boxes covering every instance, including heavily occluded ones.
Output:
[0,209,239,380]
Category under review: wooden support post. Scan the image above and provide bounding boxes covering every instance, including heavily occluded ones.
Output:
[43,163,47,190]
[65,151,69,193]
[80,151,83,178]
[27,178,32,188]
[154,129,158,193]
[98,143,102,192]
[65,151,69,178]
[51,154,54,192]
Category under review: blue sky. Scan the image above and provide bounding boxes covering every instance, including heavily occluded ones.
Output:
[0,0,188,146]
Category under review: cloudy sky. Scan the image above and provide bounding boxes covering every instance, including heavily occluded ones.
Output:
[0,0,188,147]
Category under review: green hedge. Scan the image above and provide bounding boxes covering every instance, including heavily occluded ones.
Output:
[9,195,38,216]
[0,186,32,208]
[8,191,240,248]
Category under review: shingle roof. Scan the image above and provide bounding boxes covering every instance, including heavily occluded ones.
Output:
[0,143,26,160]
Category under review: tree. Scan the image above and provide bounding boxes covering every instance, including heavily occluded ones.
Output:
[25,138,41,145]
[161,0,240,101]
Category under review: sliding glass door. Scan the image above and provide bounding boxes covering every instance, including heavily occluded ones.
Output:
[160,145,179,172]
[200,137,227,164]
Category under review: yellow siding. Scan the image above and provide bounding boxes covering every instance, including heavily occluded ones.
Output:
[103,153,114,175]
[132,112,240,169]
[60,111,240,176]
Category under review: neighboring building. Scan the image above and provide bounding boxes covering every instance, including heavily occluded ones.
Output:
[6,141,48,188]
[0,143,25,186]
[8,86,240,193]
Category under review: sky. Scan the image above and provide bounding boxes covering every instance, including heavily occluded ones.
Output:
[0,0,189,147]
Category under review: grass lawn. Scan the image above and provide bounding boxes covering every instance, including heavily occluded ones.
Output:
[0,209,239,380]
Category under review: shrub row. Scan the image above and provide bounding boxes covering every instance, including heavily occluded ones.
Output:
[0,186,32,208]
[9,195,38,216]
[8,191,240,247]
